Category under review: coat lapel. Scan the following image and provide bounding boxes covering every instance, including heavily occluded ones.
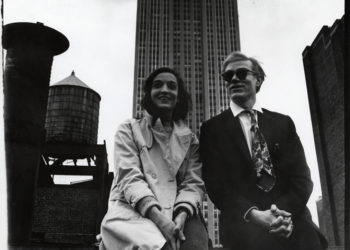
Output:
[222,109,253,166]
[171,120,192,174]
[138,114,192,175]
[257,110,274,152]
[138,113,153,148]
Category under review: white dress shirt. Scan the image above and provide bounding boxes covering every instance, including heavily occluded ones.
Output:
[229,100,264,220]
[229,100,263,156]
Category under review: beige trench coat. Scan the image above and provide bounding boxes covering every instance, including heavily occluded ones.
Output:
[100,114,205,250]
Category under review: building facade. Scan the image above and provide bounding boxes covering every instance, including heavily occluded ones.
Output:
[303,16,344,248]
[133,0,241,246]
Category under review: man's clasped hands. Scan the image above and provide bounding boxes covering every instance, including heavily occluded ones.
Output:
[248,204,294,238]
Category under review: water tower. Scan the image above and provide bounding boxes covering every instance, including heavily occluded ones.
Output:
[32,72,111,245]
[45,71,100,145]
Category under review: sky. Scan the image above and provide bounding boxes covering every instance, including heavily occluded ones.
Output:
[0,0,344,246]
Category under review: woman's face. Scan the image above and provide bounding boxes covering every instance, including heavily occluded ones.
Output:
[150,72,179,112]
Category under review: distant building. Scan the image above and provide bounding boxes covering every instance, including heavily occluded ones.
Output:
[133,0,240,246]
[303,16,344,247]
[316,197,329,241]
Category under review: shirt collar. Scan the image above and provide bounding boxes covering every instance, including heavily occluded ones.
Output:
[229,100,263,117]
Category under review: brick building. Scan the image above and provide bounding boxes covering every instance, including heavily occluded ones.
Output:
[302,16,345,248]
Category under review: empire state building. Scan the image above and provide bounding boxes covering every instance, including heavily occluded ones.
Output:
[132,0,241,246]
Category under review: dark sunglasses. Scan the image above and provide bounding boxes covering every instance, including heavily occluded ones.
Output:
[221,68,257,82]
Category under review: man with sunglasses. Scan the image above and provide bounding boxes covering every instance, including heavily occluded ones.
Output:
[199,52,327,250]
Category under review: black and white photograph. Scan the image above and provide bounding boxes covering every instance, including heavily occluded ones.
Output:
[1,0,345,249]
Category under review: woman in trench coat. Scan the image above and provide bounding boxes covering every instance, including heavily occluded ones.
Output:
[100,67,208,250]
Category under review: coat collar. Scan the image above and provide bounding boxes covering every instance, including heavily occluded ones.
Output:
[229,100,263,117]
[139,111,192,147]
[137,112,193,174]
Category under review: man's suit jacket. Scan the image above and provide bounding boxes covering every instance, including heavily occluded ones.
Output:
[199,108,326,244]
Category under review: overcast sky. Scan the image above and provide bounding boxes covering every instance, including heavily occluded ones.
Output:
[1,0,344,243]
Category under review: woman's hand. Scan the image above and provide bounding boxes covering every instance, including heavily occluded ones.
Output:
[147,207,178,249]
[173,211,187,249]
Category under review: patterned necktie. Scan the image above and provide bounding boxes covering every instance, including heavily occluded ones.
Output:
[247,110,276,192]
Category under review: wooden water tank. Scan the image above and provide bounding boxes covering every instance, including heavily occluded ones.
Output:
[45,71,100,144]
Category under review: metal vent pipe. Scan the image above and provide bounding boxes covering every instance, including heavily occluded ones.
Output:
[2,22,69,243]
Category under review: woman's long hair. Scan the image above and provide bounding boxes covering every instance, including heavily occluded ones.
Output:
[141,67,191,121]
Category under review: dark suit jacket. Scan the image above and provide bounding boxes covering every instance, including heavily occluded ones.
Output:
[200,108,326,245]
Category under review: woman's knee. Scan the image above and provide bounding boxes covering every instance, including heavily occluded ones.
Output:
[181,215,208,250]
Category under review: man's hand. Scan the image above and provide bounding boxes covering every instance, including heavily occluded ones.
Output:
[269,204,293,238]
[247,208,278,230]
[173,211,187,249]
[269,218,293,238]
[270,204,291,218]
[247,205,293,238]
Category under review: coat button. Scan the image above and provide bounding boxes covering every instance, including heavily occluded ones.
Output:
[151,173,157,179]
